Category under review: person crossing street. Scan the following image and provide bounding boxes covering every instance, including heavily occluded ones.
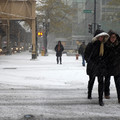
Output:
[84,30,109,106]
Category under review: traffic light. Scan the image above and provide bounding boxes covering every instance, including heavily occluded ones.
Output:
[37,32,43,37]
[88,24,92,34]
[97,24,101,30]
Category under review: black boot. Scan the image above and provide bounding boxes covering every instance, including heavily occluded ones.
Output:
[99,100,104,106]
[88,90,92,99]
[88,94,92,99]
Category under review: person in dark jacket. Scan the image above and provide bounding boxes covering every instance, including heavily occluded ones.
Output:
[105,30,120,104]
[55,41,64,64]
[78,42,86,66]
[104,30,117,99]
[84,29,109,106]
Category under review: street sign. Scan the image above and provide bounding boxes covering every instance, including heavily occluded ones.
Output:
[83,10,92,13]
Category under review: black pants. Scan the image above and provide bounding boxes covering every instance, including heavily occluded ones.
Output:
[98,76,104,101]
[114,75,120,100]
[104,75,111,96]
[57,56,62,64]
[88,75,104,102]
[88,75,95,97]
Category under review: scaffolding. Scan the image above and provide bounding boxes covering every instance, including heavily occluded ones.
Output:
[0,0,37,59]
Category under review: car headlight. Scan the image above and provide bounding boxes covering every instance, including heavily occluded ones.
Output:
[0,49,2,52]
[16,47,18,50]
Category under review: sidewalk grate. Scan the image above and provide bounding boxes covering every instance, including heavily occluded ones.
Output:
[3,68,17,69]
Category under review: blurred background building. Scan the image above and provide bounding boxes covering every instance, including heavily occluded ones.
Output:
[55,0,120,53]
[1,0,120,55]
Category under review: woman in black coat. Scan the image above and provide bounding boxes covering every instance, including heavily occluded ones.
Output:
[55,41,64,64]
[105,30,120,104]
[84,30,109,106]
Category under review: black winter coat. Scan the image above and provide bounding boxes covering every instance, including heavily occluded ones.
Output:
[84,41,108,76]
[106,41,120,76]
[78,43,86,55]
[55,44,64,57]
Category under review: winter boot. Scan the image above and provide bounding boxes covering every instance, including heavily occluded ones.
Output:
[88,91,92,99]
[104,95,110,99]
[99,100,104,106]
[88,94,92,99]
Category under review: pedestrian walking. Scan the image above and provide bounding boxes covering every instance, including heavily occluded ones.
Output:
[54,41,64,64]
[78,42,86,66]
[84,29,109,106]
[105,30,120,103]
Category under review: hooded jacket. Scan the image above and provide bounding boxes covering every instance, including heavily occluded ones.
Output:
[106,31,120,76]
[55,41,64,57]
[84,30,109,76]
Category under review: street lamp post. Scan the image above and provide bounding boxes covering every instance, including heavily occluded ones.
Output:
[94,0,96,35]
[42,18,50,55]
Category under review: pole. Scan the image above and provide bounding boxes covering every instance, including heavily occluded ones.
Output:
[45,25,48,55]
[36,17,38,56]
[32,19,37,59]
[43,22,48,56]
[94,0,96,35]
[31,1,37,59]
[18,31,20,53]
[7,19,11,55]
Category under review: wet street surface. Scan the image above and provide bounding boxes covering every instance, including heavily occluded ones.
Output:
[0,88,120,120]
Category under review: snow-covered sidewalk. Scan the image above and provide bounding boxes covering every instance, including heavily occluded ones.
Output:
[0,51,119,120]
[0,51,88,89]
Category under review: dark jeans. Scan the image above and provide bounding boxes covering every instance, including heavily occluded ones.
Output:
[81,54,85,66]
[104,75,111,96]
[57,56,62,64]
[88,75,104,101]
[114,75,120,100]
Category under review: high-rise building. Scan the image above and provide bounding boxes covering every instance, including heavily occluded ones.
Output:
[72,0,86,35]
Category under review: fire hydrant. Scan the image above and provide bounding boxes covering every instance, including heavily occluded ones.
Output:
[76,54,79,60]
[41,50,45,56]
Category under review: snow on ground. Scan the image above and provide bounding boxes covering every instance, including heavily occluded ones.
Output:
[0,51,120,120]
[0,50,116,90]
[0,51,88,89]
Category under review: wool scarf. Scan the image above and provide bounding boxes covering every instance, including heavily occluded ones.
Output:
[99,42,104,56]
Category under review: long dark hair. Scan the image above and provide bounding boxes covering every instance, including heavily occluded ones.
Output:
[58,41,61,45]
[107,30,120,46]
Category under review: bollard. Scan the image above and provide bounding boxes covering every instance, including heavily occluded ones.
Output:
[41,50,45,56]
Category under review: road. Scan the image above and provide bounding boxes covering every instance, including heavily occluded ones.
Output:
[0,51,120,120]
[0,88,119,120]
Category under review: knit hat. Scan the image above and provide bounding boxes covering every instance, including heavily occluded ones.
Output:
[92,29,109,42]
